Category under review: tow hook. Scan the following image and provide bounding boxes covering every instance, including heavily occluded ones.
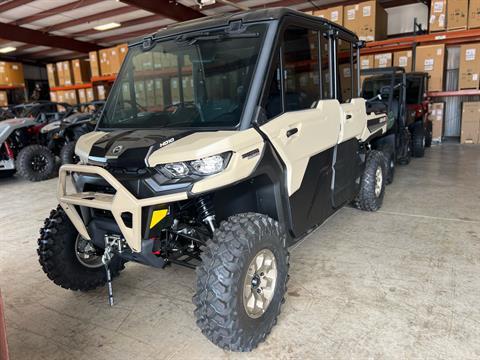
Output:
[101,234,124,306]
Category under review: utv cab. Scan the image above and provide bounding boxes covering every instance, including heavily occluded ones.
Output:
[361,67,411,183]
[38,8,389,352]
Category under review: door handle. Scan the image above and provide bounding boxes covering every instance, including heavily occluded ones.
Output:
[286,128,298,137]
[346,114,352,120]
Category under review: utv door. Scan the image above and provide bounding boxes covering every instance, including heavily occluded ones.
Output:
[260,25,340,237]
[259,23,362,237]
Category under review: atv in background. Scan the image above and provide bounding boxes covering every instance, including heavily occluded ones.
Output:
[0,101,72,180]
[361,67,411,184]
[40,101,105,165]
[405,72,432,149]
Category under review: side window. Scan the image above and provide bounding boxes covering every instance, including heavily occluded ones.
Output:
[264,52,283,119]
[283,27,320,112]
[320,30,331,99]
[337,38,356,102]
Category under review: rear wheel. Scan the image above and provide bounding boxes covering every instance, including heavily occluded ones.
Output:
[16,144,56,181]
[38,205,125,291]
[354,150,386,211]
[425,122,432,148]
[193,213,289,351]
[411,124,425,158]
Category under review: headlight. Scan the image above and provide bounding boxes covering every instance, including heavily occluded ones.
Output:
[157,152,231,179]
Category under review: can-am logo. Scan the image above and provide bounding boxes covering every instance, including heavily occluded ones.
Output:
[112,145,123,155]
[159,138,175,148]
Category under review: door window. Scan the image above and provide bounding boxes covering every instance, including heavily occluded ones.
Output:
[283,27,320,112]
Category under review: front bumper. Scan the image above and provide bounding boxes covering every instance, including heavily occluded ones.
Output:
[58,164,188,252]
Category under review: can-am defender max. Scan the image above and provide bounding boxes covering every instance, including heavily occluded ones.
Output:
[38,9,388,352]
[361,67,411,184]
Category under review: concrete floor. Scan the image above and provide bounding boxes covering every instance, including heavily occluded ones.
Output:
[1,143,479,359]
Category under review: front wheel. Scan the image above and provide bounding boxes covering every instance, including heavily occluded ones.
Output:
[193,213,289,352]
[60,141,78,165]
[353,150,386,211]
[38,205,125,291]
[16,144,56,181]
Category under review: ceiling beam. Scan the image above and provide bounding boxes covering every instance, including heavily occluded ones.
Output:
[0,21,101,52]
[12,0,101,26]
[0,0,32,13]
[45,5,136,32]
[71,14,166,37]
[120,0,205,22]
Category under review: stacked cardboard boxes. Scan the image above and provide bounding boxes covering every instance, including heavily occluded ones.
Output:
[415,44,445,91]
[0,62,24,86]
[314,6,343,25]
[90,44,128,77]
[343,1,388,42]
[461,101,480,143]
[393,50,413,72]
[458,43,480,89]
[428,102,444,142]
[46,63,58,88]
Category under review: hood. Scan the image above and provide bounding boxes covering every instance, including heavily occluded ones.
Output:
[81,128,195,168]
[41,120,62,133]
[0,117,34,126]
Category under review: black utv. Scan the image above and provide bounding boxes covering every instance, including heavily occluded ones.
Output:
[38,8,389,352]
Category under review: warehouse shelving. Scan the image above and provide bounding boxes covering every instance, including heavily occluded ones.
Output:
[361,28,480,55]
[427,89,480,97]
[50,83,92,91]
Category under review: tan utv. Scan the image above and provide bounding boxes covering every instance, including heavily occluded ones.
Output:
[38,8,388,352]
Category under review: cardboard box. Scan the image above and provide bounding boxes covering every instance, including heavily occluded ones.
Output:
[71,59,91,84]
[89,51,100,77]
[5,62,24,86]
[374,53,392,68]
[447,0,468,30]
[0,91,7,107]
[459,44,480,89]
[430,0,447,32]
[314,6,343,26]
[56,62,65,86]
[393,50,413,72]
[461,101,480,143]
[86,87,95,102]
[469,0,480,28]
[415,44,445,91]
[77,88,87,103]
[428,102,444,141]
[56,90,65,103]
[99,49,111,76]
[49,91,57,102]
[344,1,387,42]
[62,61,73,86]
[109,47,122,75]
[46,63,58,88]
[117,43,128,64]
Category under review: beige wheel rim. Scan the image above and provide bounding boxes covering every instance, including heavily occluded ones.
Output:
[243,249,278,319]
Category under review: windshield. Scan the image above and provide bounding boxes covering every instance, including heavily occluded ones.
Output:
[362,76,402,100]
[99,24,268,129]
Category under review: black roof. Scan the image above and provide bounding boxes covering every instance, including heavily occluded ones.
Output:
[130,7,358,46]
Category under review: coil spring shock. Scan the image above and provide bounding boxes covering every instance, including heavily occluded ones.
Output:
[195,196,216,232]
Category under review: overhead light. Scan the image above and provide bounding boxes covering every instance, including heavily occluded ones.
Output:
[93,22,121,31]
[0,46,16,53]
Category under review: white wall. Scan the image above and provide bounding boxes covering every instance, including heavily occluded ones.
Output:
[386,3,429,35]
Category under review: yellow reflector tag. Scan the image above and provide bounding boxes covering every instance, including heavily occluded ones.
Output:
[149,209,168,229]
